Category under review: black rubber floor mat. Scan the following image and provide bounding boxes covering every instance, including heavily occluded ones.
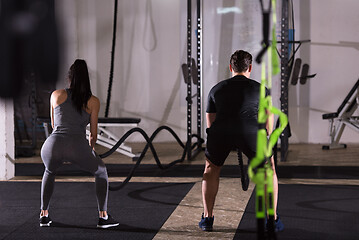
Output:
[0,181,194,240]
[234,184,359,240]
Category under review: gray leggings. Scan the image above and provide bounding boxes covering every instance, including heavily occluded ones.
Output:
[40,134,108,211]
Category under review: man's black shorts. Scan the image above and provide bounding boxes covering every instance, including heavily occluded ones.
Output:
[204,129,257,167]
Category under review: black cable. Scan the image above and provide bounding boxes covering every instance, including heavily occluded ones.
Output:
[288,0,295,66]
[256,0,272,64]
[99,126,202,191]
[292,2,295,57]
[105,0,118,118]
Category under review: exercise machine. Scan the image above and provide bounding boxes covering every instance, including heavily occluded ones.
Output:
[37,117,141,158]
[89,118,141,158]
[322,78,359,150]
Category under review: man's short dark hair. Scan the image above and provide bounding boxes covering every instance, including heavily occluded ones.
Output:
[230,50,252,73]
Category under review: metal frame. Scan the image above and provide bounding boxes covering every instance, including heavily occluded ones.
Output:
[186,0,192,160]
[186,0,203,161]
[196,0,203,155]
[280,0,290,161]
[40,120,139,158]
[279,0,311,161]
[86,123,139,158]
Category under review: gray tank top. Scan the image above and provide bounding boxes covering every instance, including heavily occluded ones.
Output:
[52,89,90,135]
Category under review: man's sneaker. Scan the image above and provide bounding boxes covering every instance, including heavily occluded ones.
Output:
[266,214,284,232]
[39,216,52,227]
[97,215,119,229]
[274,214,284,232]
[198,213,214,231]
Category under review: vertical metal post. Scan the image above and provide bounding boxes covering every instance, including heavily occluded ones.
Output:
[187,0,192,160]
[280,0,289,161]
[196,0,202,150]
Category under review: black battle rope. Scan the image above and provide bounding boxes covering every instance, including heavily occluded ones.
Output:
[105,0,119,118]
[99,126,201,191]
[237,150,249,191]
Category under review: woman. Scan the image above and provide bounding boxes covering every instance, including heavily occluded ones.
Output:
[39,59,119,228]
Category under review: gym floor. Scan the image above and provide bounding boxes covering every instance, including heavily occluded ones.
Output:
[3,143,359,239]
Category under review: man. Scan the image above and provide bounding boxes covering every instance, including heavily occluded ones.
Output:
[199,50,283,232]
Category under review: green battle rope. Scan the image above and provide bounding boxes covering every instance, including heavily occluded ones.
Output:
[248,0,288,239]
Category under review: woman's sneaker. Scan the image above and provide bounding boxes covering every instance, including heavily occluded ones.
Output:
[198,213,214,231]
[97,215,119,229]
[39,216,52,227]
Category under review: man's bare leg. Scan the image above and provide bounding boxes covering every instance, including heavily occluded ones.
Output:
[202,159,221,217]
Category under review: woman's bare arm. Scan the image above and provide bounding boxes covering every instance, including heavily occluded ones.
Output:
[88,96,100,149]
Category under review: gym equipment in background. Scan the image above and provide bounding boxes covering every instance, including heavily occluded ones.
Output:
[181,58,198,85]
[278,0,311,161]
[290,58,301,85]
[37,117,141,159]
[14,70,54,157]
[103,0,204,161]
[14,73,37,157]
[322,78,359,150]
[299,63,316,85]
[289,58,316,86]
[184,0,205,160]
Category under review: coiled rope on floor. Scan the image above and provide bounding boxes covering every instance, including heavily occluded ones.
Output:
[99,126,203,191]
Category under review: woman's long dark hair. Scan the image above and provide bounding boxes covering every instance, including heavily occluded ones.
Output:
[68,59,92,113]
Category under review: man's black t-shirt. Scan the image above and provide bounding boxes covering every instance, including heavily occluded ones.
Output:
[206,75,266,135]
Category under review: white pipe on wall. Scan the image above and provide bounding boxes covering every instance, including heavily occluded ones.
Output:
[0,98,15,180]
